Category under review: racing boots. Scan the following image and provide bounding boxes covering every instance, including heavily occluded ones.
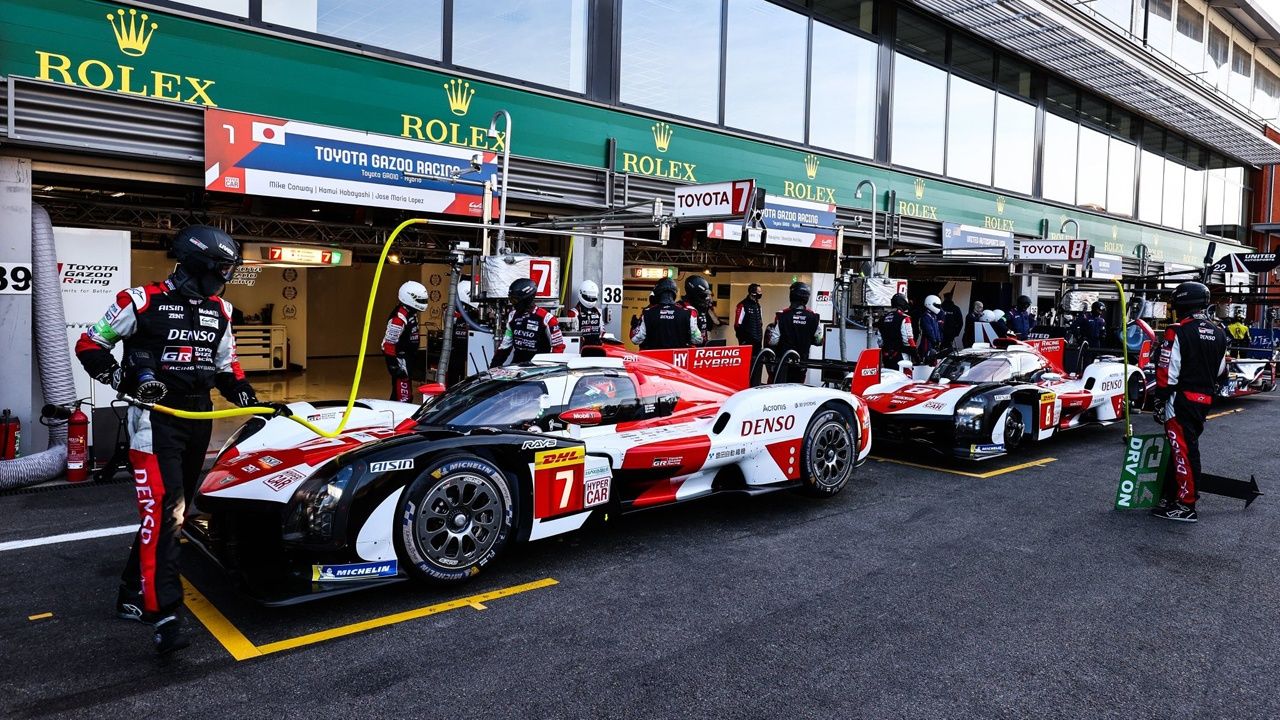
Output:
[153,614,190,655]
[1152,502,1198,523]
[115,587,144,622]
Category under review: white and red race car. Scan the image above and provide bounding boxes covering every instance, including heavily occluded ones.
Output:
[189,345,871,603]
[853,338,1146,461]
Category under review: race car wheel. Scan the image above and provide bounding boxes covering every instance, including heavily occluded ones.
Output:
[395,455,515,585]
[1127,371,1148,411]
[1002,407,1025,449]
[798,404,856,498]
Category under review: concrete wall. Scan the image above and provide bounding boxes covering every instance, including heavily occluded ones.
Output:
[0,158,34,442]
[307,262,423,358]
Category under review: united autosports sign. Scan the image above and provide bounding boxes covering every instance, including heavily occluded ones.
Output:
[1210,252,1280,274]
[204,109,497,216]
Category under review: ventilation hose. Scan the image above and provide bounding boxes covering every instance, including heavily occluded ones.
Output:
[148,218,430,438]
[0,205,77,489]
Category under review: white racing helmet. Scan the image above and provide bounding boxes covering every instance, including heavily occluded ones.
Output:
[924,294,942,313]
[398,281,429,311]
[457,279,476,308]
[579,280,599,308]
[980,309,995,322]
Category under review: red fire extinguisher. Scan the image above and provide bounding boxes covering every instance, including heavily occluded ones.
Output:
[66,402,90,483]
[0,409,20,461]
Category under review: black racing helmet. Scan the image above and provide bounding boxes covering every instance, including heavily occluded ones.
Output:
[890,292,909,311]
[1016,294,1032,310]
[1172,281,1210,313]
[654,277,678,303]
[171,225,240,298]
[789,281,811,306]
[684,275,712,305]
[1091,301,1106,315]
[509,277,538,309]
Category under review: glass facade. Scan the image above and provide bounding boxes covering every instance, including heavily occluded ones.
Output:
[453,0,588,92]
[619,0,721,122]
[192,0,1256,239]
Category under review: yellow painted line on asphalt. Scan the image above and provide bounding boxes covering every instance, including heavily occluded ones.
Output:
[27,612,53,621]
[871,455,1057,479]
[1207,408,1245,420]
[183,576,558,661]
[182,577,261,661]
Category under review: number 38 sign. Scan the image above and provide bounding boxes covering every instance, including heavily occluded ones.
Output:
[0,263,34,294]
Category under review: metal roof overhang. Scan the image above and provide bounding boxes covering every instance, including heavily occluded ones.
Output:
[908,0,1280,166]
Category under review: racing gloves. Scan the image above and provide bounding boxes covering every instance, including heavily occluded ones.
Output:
[386,355,409,378]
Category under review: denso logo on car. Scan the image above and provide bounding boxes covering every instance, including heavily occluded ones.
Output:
[741,415,796,435]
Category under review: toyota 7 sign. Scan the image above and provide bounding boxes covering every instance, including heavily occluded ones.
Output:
[673,180,756,219]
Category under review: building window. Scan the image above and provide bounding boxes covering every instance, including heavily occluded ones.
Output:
[1042,113,1078,204]
[1162,158,1185,229]
[1223,166,1245,226]
[1254,65,1280,120]
[994,94,1035,194]
[1107,137,1136,217]
[997,56,1034,99]
[1173,2,1204,72]
[1146,0,1174,58]
[951,34,994,82]
[1206,24,1230,91]
[1092,0,1132,32]
[1138,150,1164,224]
[1076,125,1109,211]
[808,21,877,157]
[1230,42,1253,107]
[1205,167,1225,227]
[891,53,947,174]
[895,8,946,63]
[1183,167,1205,232]
[724,0,807,140]
[174,0,247,15]
[453,0,587,91]
[812,0,875,34]
[262,0,444,59]
[619,0,721,122]
[946,76,994,185]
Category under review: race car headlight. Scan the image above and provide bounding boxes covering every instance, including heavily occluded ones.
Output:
[284,464,354,545]
[954,403,985,434]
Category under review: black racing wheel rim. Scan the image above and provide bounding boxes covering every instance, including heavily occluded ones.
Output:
[1003,408,1025,448]
[416,472,503,570]
[807,416,853,489]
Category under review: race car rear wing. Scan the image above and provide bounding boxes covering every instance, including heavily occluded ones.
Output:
[851,349,881,396]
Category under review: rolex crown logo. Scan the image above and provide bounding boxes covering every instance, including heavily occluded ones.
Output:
[914,178,926,200]
[804,154,820,180]
[995,196,1006,215]
[652,121,673,153]
[443,78,475,116]
[107,8,157,57]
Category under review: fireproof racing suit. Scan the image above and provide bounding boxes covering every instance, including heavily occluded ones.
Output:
[1008,308,1034,340]
[1155,313,1228,506]
[75,280,255,621]
[677,299,714,346]
[918,310,943,364]
[567,301,605,346]
[447,305,479,387]
[878,309,916,369]
[491,306,565,366]
[631,302,702,350]
[382,303,420,402]
[768,306,823,383]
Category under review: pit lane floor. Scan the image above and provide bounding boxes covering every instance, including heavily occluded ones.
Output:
[2,396,1279,719]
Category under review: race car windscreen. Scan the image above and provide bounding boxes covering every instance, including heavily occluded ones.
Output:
[931,355,1013,384]
[413,366,560,428]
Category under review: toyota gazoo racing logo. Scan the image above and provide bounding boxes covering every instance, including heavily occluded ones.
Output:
[57,262,120,287]
[160,345,193,363]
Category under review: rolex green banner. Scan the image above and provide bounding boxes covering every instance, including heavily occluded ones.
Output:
[1115,433,1169,510]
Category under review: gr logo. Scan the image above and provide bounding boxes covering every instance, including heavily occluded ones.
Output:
[160,345,193,363]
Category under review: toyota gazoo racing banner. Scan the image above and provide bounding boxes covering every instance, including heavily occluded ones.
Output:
[640,345,750,390]
[204,109,497,217]
[706,195,837,251]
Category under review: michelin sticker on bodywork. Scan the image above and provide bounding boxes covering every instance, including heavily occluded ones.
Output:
[311,560,398,582]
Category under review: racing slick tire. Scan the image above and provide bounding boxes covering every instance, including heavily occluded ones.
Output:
[394,454,516,585]
[1002,407,1026,449]
[798,402,857,498]
[1127,371,1148,411]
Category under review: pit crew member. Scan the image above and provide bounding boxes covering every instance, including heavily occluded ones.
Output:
[383,281,428,402]
[632,277,702,350]
[768,281,823,383]
[879,293,916,369]
[491,278,565,366]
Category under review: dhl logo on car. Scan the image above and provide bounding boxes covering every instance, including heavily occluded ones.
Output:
[535,446,585,469]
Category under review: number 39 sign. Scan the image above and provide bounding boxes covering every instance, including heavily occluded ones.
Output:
[0,263,34,294]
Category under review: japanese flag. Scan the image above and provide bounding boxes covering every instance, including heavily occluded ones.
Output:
[251,121,286,145]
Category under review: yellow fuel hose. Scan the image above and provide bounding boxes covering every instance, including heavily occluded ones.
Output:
[1115,279,1132,441]
[146,217,431,438]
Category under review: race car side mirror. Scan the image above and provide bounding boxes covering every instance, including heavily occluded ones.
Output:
[559,408,602,426]
[418,383,447,398]
[1040,372,1063,383]
[656,395,678,417]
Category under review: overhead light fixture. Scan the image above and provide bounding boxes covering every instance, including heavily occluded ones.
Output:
[310,207,320,213]
[110,191,125,198]
[388,253,401,264]
[42,186,53,191]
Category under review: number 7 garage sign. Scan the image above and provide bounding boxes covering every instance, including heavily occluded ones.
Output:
[204,109,498,217]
